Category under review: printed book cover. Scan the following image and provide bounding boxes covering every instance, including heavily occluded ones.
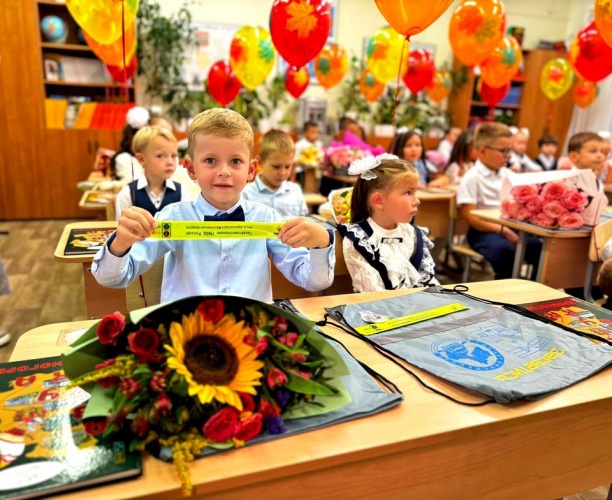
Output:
[0,356,141,499]
[64,227,114,256]
[83,191,114,206]
[520,296,612,343]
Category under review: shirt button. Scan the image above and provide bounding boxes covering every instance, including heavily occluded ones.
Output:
[221,287,228,293]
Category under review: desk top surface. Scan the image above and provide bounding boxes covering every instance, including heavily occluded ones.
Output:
[10,279,612,499]
[55,221,118,263]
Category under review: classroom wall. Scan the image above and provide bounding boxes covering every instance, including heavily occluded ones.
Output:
[155,0,577,119]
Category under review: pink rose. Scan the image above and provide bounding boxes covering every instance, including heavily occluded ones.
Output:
[511,185,539,203]
[541,181,567,201]
[515,207,533,222]
[530,212,556,228]
[558,212,585,230]
[561,190,589,211]
[542,201,568,219]
[524,195,544,213]
[501,199,520,218]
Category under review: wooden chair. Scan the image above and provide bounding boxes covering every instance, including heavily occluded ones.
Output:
[583,219,612,303]
[125,260,164,311]
[447,197,487,282]
[105,200,116,221]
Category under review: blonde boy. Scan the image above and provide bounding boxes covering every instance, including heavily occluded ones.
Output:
[242,129,308,217]
[457,122,541,280]
[114,126,190,220]
[93,108,334,303]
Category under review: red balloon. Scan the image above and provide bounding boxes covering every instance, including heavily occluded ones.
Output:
[477,78,510,107]
[285,66,309,98]
[568,21,612,83]
[207,60,241,106]
[403,49,435,94]
[270,0,331,68]
[106,56,137,83]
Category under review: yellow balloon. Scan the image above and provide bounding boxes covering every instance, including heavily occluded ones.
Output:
[229,26,276,90]
[83,23,136,67]
[540,58,574,101]
[374,0,454,38]
[66,0,139,45]
[366,27,409,84]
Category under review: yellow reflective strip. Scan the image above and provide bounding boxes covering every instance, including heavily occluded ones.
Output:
[149,221,284,240]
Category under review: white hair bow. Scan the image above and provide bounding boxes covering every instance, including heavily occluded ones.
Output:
[509,126,529,138]
[348,153,398,180]
[126,106,151,129]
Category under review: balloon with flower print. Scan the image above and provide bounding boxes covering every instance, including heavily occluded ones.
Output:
[207,61,242,106]
[230,26,276,90]
[366,27,409,84]
[285,66,309,98]
[573,80,598,108]
[595,0,612,49]
[568,21,612,83]
[83,23,137,67]
[481,36,523,88]
[402,49,435,95]
[106,56,137,84]
[477,78,510,107]
[314,44,348,89]
[270,0,331,69]
[540,58,574,101]
[359,68,385,102]
[448,0,506,67]
[374,0,454,39]
[426,70,452,103]
[66,0,139,45]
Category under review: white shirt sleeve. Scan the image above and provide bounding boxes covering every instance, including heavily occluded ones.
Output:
[456,171,479,206]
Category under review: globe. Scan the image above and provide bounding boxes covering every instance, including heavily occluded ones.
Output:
[41,15,68,43]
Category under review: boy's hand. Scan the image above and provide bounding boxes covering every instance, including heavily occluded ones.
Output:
[110,207,157,256]
[502,227,519,246]
[278,217,331,249]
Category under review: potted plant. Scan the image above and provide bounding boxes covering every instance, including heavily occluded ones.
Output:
[337,56,371,124]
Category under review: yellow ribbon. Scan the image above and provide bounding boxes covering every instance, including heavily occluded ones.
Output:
[149,221,284,240]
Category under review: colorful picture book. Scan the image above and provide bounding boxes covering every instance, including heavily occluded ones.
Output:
[0,356,141,499]
[64,227,114,255]
[82,191,115,207]
[520,296,612,343]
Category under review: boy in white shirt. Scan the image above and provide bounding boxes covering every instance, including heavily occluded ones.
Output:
[243,130,308,217]
[457,122,541,280]
[114,126,190,219]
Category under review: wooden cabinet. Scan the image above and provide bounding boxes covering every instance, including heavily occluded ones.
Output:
[0,1,131,219]
[447,49,574,158]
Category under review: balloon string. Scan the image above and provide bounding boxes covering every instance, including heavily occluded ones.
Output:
[392,36,409,129]
[544,99,554,134]
[121,0,128,102]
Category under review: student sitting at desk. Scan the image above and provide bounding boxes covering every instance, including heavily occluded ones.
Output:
[114,126,190,220]
[457,122,541,280]
[340,154,438,292]
[567,131,608,189]
[242,130,308,217]
[93,108,335,304]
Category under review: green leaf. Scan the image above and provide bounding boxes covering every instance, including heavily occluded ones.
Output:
[284,372,336,397]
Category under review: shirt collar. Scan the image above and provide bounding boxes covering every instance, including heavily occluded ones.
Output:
[475,159,504,178]
[254,175,289,193]
[136,176,177,191]
[194,194,244,219]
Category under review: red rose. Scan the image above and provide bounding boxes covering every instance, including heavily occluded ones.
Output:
[72,404,86,421]
[258,398,281,418]
[202,407,238,442]
[525,195,545,213]
[235,413,263,442]
[510,185,539,204]
[96,312,125,345]
[530,212,556,228]
[198,299,225,323]
[128,328,160,363]
[542,200,568,219]
[98,376,119,389]
[84,419,107,436]
[238,392,255,412]
[561,190,589,211]
[558,211,585,230]
[541,181,567,201]
[266,368,288,389]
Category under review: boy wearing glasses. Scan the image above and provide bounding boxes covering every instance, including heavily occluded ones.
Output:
[456,122,541,280]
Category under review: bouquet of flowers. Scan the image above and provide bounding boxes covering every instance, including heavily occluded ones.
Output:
[329,187,353,224]
[500,170,607,230]
[323,146,371,176]
[296,145,324,167]
[61,296,351,495]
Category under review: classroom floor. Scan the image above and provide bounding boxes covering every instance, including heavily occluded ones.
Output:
[0,220,609,500]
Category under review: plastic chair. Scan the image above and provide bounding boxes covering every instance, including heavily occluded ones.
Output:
[583,219,612,303]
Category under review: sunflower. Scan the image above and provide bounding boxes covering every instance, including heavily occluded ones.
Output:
[165,310,263,410]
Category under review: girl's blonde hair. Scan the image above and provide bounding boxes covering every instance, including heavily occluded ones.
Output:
[350,158,419,223]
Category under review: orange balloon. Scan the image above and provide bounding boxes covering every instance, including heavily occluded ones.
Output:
[481,36,523,88]
[426,70,452,103]
[314,45,348,89]
[359,69,385,102]
[595,0,612,49]
[67,0,139,45]
[374,0,454,38]
[573,80,598,108]
[449,0,506,67]
[83,23,136,67]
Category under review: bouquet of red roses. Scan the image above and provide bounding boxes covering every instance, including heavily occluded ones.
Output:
[62,296,349,495]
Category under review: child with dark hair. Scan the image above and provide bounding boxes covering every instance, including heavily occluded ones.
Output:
[534,135,558,170]
[390,130,449,188]
[340,154,438,292]
[111,107,151,182]
[445,130,476,185]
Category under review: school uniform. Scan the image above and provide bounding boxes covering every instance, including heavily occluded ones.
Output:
[456,160,542,280]
[92,195,335,303]
[534,153,557,170]
[114,176,189,219]
[242,175,308,217]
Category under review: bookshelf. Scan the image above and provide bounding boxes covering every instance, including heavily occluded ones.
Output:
[447,49,574,158]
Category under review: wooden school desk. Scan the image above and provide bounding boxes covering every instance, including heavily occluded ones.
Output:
[472,208,592,289]
[11,280,612,499]
[413,188,456,241]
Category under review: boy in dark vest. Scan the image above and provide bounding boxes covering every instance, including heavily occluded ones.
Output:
[114,126,190,219]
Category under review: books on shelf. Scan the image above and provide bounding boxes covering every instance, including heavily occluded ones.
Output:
[0,356,142,499]
[64,227,115,255]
